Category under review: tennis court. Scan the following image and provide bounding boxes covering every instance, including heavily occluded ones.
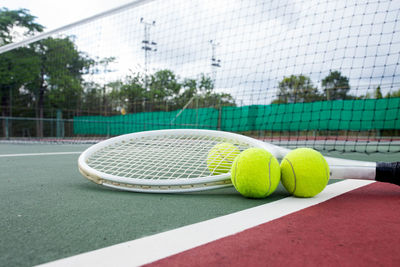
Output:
[1,142,286,266]
[1,0,400,265]
[1,142,398,266]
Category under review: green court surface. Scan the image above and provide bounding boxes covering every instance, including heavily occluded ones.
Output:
[0,143,398,266]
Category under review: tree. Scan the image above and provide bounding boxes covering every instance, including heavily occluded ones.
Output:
[198,92,235,108]
[197,73,214,95]
[81,81,105,115]
[0,8,43,45]
[0,8,43,136]
[107,70,183,114]
[176,74,235,109]
[374,86,383,99]
[176,74,214,106]
[0,46,40,114]
[78,56,117,116]
[75,67,236,118]
[148,70,181,101]
[321,70,351,100]
[110,72,146,113]
[27,37,93,136]
[273,75,320,103]
[385,89,400,98]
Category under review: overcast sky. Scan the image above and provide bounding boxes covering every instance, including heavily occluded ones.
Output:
[1,0,134,30]
[2,0,399,105]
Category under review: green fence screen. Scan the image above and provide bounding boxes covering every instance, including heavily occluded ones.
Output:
[74,98,400,135]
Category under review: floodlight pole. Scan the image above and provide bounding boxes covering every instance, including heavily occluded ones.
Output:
[140,18,157,110]
[209,40,221,86]
[210,40,222,129]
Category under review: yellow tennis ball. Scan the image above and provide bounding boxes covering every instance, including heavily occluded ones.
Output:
[121,108,126,115]
[231,148,280,198]
[280,148,330,198]
[207,142,240,175]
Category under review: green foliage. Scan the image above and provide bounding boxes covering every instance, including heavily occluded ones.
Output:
[0,8,44,117]
[0,8,43,45]
[109,73,146,113]
[197,73,214,95]
[385,89,400,98]
[0,9,236,130]
[275,75,321,103]
[321,70,351,100]
[32,37,92,110]
[174,73,235,109]
[148,69,181,103]
[360,86,399,99]
[81,81,104,115]
[111,71,236,113]
[374,86,383,99]
[273,71,354,104]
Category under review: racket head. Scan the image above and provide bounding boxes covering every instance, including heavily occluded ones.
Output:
[78,129,278,193]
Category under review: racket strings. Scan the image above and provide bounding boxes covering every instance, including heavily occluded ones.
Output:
[127,135,209,178]
[86,134,250,180]
[164,135,213,178]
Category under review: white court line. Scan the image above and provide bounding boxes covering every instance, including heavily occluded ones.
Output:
[0,152,82,157]
[37,179,374,267]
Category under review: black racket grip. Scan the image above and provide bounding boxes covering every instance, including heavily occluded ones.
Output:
[376,162,400,186]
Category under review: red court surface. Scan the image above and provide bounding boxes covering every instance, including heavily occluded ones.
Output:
[147,182,400,267]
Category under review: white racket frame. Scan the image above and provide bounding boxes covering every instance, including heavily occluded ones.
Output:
[78,129,284,192]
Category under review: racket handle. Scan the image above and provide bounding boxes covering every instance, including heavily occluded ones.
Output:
[376,162,400,186]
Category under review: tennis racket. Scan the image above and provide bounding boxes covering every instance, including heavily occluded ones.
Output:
[78,129,400,193]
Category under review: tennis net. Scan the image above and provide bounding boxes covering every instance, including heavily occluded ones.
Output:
[1,0,399,153]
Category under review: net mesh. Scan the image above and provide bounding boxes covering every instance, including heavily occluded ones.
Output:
[1,0,400,153]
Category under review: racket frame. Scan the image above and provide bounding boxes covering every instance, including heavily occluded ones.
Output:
[78,129,280,192]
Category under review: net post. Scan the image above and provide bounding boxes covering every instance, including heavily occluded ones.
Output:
[217,106,222,131]
[5,117,9,139]
[56,110,64,138]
